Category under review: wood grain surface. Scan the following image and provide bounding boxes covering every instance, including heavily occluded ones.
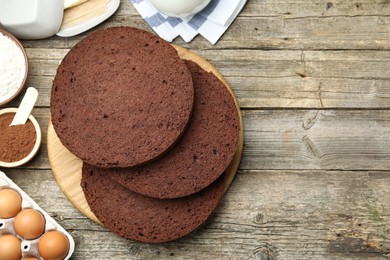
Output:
[1,0,390,259]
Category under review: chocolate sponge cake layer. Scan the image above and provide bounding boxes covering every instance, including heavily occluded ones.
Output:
[110,60,240,199]
[81,163,225,243]
[51,27,194,168]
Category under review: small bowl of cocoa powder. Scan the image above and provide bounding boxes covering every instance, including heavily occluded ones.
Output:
[0,108,42,167]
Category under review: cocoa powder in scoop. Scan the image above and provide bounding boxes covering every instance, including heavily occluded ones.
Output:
[0,113,36,162]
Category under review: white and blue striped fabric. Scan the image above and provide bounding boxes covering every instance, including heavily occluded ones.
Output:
[130,0,247,44]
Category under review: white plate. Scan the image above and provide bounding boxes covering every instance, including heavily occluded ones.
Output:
[56,0,120,37]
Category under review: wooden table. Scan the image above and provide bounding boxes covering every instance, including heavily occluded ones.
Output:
[3,0,390,259]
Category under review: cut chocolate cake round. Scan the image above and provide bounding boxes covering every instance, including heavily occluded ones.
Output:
[110,60,240,199]
[51,27,194,168]
[81,163,225,243]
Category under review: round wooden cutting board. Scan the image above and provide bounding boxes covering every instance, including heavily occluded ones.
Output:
[47,46,244,224]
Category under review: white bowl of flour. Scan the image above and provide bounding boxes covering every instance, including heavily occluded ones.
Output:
[0,29,28,106]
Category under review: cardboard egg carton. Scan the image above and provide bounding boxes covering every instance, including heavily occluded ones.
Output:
[0,171,75,259]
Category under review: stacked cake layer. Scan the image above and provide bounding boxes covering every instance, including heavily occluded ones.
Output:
[50,27,241,243]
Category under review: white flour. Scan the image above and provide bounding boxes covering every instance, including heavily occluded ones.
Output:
[0,32,26,103]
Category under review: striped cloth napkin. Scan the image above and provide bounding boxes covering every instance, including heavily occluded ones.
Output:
[130,0,247,44]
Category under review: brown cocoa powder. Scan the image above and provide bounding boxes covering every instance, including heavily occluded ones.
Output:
[0,113,36,162]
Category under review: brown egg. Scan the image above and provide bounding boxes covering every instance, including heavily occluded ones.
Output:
[0,188,22,218]
[14,208,46,240]
[0,234,22,260]
[23,257,40,260]
[38,231,70,260]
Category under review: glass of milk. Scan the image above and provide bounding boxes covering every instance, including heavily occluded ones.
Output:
[148,0,212,18]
